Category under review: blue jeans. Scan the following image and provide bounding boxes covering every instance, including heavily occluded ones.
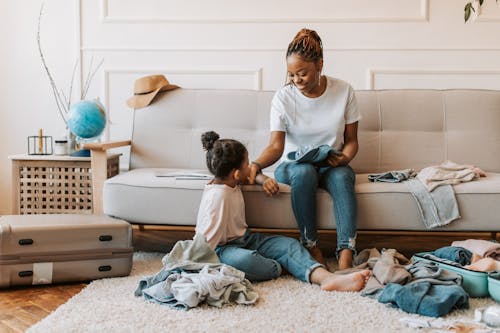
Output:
[215,230,322,283]
[274,162,358,256]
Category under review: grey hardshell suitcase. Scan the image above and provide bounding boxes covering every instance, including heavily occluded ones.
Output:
[0,214,133,288]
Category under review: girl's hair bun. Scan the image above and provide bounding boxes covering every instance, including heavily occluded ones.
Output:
[201,131,220,151]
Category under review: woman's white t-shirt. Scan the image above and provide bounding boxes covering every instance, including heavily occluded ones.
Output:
[270,76,361,163]
[195,184,248,250]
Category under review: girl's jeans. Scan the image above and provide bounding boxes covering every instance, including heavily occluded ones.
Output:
[274,162,358,257]
[216,230,322,282]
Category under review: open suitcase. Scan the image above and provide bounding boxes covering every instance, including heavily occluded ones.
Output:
[0,214,133,288]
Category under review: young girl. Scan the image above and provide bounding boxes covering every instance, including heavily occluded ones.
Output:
[195,131,369,291]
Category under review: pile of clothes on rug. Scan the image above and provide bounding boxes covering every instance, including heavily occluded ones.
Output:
[135,234,258,310]
[351,239,500,318]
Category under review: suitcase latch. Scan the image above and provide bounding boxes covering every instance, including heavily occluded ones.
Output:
[99,235,113,242]
[18,239,34,245]
[99,265,112,272]
[18,270,33,277]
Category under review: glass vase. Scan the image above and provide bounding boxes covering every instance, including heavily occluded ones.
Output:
[67,129,78,155]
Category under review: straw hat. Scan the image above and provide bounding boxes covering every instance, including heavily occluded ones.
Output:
[126,75,179,109]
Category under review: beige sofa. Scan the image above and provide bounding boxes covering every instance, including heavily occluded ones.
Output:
[86,89,500,239]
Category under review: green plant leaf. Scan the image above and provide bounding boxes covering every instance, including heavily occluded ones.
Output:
[480,0,484,5]
[464,3,472,22]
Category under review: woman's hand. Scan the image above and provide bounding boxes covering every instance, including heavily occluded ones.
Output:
[248,162,261,184]
[326,152,349,167]
[262,178,280,196]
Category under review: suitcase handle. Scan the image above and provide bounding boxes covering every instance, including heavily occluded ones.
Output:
[18,239,34,245]
[18,271,33,277]
[99,235,113,242]
[98,265,112,272]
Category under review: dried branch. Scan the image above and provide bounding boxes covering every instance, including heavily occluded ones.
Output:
[81,58,104,100]
[61,89,69,108]
[82,56,94,100]
[37,3,104,124]
[37,3,67,124]
[67,59,79,111]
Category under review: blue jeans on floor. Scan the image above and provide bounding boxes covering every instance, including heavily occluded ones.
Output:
[274,162,358,256]
[215,230,322,283]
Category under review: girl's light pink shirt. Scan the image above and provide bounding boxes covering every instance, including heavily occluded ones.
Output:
[195,184,248,249]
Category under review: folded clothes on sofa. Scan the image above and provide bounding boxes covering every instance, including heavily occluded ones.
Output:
[417,160,486,192]
[368,169,417,183]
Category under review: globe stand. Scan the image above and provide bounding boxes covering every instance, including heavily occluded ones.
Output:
[69,136,93,157]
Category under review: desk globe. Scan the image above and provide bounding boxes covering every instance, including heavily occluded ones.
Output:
[67,100,106,157]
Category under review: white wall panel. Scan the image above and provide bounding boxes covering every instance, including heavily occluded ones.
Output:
[370,69,500,90]
[103,0,428,23]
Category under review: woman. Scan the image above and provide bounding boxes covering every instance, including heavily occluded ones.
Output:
[249,28,361,270]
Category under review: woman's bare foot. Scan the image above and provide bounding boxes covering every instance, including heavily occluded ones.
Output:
[320,270,371,292]
[338,249,353,270]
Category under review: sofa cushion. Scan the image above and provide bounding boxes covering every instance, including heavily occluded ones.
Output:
[128,89,500,175]
[103,168,500,231]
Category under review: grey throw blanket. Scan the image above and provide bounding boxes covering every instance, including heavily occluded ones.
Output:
[135,234,258,309]
[368,168,460,229]
[405,178,460,229]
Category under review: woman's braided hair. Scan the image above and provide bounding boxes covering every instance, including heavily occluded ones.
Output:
[201,131,247,178]
[286,28,323,63]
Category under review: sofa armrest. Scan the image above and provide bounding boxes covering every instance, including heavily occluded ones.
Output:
[83,140,131,214]
[83,140,131,151]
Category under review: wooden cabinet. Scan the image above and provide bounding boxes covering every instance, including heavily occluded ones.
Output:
[9,154,120,214]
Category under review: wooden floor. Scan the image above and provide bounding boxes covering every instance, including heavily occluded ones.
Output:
[1,227,497,332]
[0,283,87,332]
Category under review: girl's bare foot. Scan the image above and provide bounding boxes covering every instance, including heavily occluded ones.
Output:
[320,270,371,292]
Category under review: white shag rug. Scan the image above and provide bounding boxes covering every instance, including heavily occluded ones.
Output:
[27,252,498,333]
